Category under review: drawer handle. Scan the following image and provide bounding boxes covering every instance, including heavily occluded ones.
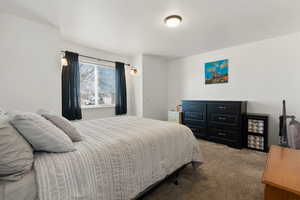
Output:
[218,117,227,120]
[218,132,227,136]
[217,106,226,110]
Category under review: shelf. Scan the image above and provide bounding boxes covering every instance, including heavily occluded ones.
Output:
[247,147,267,152]
[247,132,264,136]
[245,113,269,153]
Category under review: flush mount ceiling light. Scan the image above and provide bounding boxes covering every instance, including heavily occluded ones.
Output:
[164,15,182,28]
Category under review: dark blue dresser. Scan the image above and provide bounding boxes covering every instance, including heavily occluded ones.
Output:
[182,100,247,149]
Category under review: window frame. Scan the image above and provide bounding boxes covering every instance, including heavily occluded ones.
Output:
[79,60,116,109]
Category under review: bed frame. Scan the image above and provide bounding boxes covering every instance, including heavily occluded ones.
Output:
[134,162,191,199]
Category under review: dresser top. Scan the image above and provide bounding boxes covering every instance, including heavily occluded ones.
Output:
[247,113,269,117]
[182,100,247,103]
[262,145,300,196]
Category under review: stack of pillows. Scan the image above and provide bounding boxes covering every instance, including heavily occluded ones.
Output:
[0,109,82,182]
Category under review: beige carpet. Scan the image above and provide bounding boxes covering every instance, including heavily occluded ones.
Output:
[143,139,267,200]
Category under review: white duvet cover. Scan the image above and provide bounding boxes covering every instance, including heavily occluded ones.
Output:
[34,117,203,200]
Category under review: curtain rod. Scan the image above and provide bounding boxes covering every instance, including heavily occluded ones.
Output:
[61,50,131,66]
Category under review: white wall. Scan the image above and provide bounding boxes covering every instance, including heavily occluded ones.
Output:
[130,54,143,117]
[143,55,168,120]
[0,12,61,114]
[128,54,168,121]
[168,32,300,145]
[0,12,134,119]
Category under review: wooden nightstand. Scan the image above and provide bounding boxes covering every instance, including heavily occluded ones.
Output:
[262,145,300,200]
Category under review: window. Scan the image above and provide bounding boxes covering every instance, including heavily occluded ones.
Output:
[80,62,115,107]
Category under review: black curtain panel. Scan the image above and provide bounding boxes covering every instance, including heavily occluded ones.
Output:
[115,62,127,115]
[62,51,82,120]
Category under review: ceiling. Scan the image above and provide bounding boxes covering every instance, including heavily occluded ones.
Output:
[1,0,300,58]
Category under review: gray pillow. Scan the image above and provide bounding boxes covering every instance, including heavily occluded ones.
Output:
[0,115,33,181]
[38,110,82,142]
[11,113,76,153]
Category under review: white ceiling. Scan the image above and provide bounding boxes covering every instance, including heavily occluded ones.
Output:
[1,0,300,58]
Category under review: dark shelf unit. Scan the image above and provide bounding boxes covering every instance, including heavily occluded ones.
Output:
[245,113,269,152]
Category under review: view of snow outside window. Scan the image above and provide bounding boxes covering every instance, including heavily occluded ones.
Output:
[80,62,115,106]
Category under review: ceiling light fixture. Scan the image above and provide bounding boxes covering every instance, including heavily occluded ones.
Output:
[164,15,182,28]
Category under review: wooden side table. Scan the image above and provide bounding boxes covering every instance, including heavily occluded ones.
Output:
[262,145,300,200]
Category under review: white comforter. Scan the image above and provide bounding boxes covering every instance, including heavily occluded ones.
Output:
[34,117,203,200]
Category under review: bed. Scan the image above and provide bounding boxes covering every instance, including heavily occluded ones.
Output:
[0,116,203,200]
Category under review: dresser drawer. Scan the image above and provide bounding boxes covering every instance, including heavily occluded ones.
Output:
[208,113,239,126]
[208,103,240,114]
[182,101,206,112]
[209,127,238,141]
[184,119,205,127]
[184,112,205,121]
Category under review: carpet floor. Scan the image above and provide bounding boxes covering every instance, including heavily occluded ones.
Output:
[143,139,267,200]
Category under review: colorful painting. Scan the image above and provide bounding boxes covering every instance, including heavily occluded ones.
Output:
[205,59,229,84]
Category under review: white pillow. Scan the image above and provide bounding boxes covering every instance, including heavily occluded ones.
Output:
[0,115,33,181]
[11,113,75,153]
[37,109,82,142]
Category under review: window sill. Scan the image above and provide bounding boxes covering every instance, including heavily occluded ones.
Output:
[81,105,115,109]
